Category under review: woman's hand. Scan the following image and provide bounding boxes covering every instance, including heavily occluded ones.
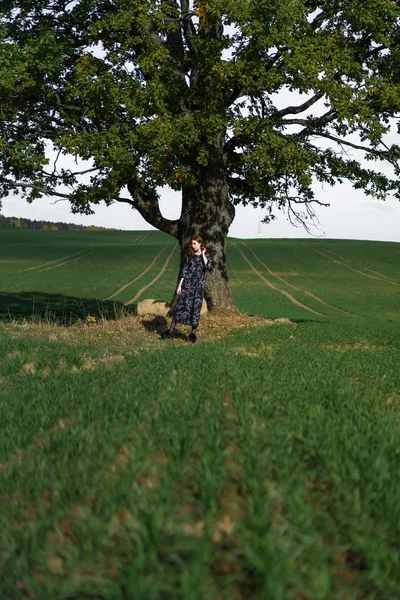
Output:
[201,246,206,256]
[177,277,184,296]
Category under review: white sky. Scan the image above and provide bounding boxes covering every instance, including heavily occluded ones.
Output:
[2,180,400,242]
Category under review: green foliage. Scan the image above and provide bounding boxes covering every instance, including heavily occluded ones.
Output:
[0,0,399,222]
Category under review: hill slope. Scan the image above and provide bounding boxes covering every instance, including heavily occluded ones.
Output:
[0,229,398,322]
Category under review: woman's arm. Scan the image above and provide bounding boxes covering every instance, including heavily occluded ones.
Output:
[177,277,184,296]
[202,249,213,270]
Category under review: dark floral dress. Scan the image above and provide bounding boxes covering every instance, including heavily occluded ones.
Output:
[174,254,213,327]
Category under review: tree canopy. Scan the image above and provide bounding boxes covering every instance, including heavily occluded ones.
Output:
[1,0,400,305]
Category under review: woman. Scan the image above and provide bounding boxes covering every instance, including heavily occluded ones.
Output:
[163,235,213,343]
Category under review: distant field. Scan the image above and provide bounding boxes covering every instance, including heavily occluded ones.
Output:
[0,228,398,321]
[1,229,399,599]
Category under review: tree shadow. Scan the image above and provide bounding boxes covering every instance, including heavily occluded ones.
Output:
[0,291,134,324]
[289,318,329,324]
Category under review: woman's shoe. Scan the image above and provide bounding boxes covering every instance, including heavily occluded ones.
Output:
[187,332,197,343]
[161,330,174,340]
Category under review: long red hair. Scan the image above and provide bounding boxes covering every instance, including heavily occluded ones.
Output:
[188,235,206,256]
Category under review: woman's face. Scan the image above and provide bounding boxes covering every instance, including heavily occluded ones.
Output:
[191,239,201,253]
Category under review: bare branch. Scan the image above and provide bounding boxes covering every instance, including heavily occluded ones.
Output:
[113,196,138,205]
[275,92,324,118]
[282,118,310,127]
[67,167,100,176]
[305,131,381,155]
[53,148,62,173]
[3,179,71,199]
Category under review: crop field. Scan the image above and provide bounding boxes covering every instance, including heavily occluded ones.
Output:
[0,229,400,599]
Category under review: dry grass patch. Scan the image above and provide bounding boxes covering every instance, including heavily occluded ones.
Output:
[233,343,276,359]
[200,310,292,341]
[322,341,389,352]
[387,393,400,406]
[0,312,292,352]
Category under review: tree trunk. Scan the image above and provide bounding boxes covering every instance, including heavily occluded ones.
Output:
[176,149,237,311]
[128,147,238,311]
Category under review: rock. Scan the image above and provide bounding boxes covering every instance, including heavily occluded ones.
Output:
[137,299,170,317]
[200,299,208,317]
[136,298,208,318]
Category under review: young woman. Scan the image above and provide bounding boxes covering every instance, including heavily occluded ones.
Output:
[163,235,213,343]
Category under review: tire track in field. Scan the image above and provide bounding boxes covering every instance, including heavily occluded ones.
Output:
[125,245,177,305]
[21,375,179,590]
[206,378,251,597]
[313,247,400,287]
[233,243,325,316]
[35,249,95,273]
[243,243,357,316]
[131,231,150,245]
[17,249,88,273]
[105,245,168,300]
[322,248,400,285]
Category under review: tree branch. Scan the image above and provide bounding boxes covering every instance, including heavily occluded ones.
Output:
[126,177,179,237]
[304,131,382,155]
[180,0,197,55]
[2,179,71,199]
[223,135,252,156]
[282,108,338,133]
[275,92,325,118]
[163,0,185,66]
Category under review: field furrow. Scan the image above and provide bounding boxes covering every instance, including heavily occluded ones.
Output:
[131,231,150,245]
[313,247,400,286]
[243,242,357,317]
[125,244,177,305]
[322,248,400,284]
[34,249,95,273]
[105,245,168,300]
[17,249,89,273]
[233,243,325,316]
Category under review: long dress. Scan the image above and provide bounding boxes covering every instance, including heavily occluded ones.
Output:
[173,253,213,327]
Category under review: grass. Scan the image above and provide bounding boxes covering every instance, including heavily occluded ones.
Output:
[0,230,400,598]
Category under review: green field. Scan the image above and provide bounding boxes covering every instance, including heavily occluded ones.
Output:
[1,229,399,599]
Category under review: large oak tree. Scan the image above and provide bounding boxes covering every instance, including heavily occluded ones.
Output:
[1,0,399,308]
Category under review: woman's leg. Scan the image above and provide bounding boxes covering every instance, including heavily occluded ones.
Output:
[162,319,176,339]
[187,325,197,343]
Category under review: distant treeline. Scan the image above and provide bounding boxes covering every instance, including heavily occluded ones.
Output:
[0,214,115,231]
